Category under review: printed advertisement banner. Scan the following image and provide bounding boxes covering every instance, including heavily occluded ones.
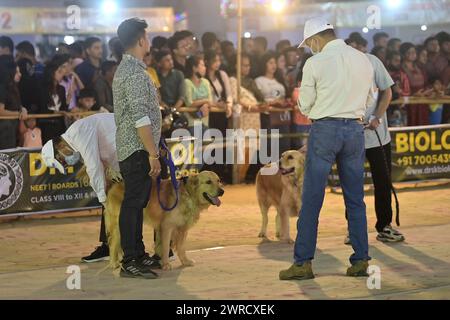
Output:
[328,125,450,186]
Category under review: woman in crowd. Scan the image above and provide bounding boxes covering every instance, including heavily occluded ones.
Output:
[204,49,233,183]
[182,54,213,132]
[59,54,85,110]
[38,54,69,144]
[204,49,233,133]
[0,55,28,150]
[255,51,292,154]
[400,43,431,126]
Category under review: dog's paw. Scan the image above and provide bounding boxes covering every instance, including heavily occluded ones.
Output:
[181,259,195,267]
[162,262,172,271]
[258,231,267,238]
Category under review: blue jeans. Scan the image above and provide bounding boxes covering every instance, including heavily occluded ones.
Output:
[294,119,370,265]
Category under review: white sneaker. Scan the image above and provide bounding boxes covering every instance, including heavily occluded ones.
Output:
[376,225,405,243]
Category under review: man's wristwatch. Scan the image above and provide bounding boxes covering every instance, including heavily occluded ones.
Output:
[149,153,160,160]
[369,115,382,124]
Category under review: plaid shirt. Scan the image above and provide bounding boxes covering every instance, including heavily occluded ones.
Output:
[113,54,161,162]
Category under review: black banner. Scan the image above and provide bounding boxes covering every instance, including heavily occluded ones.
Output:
[328,124,450,186]
[0,148,99,216]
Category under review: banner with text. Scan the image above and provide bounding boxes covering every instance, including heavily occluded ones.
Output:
[328,124,450,186]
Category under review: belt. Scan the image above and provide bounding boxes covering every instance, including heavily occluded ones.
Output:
[312,117,363,123]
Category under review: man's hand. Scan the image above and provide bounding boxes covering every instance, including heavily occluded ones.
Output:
[366,117,381,130]
[149,157,161,177]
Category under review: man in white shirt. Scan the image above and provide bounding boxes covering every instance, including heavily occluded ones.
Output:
[41,113,120,263]
[279,17,374,281]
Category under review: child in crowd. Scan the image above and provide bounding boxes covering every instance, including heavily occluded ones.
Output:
[19,118,42,148]
[428,78,450,125]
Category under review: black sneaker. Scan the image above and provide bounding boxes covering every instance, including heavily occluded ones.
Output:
[81,243,110,263]
[376,225,405,243]
[152,249,176,262]
[137,253,162,269]
[120,259,159,279]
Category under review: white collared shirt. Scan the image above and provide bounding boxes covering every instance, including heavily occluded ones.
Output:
[62,113,119,203]
[298,39,374,120]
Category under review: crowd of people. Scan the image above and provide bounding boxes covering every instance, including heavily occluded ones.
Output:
[1,29,450,156]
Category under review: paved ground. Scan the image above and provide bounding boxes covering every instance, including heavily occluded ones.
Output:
[1,183,449,300]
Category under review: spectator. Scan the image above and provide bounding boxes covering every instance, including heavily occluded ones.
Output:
[249,36,268,79]
[242,37,255,55]
[387,38,402,53]
[201,32,221,53]
[108,37,124,63]
[151,36,169,52]
[38,54,69,143]
[373,32,389,48]
[228,52,267,183]
[276,51,287,83]
[155,49,184,110]
[348,32,368,53]
[94,60,117,112]
[371,46,387,65]
[255,51,291,154]
[205,49,233,128]
[276,39,291,54]
[75,37,103,88]
[400,42,431,126]
[182,54,212,130]
[15,41,45,78]
[60,54,85,110]
[0,36,14,56]
[284,47,301,92]
[69,41,85,67]
[0,55,28,149]
[143,51,161,89]
[424,36,446,79]
[178,30,197,56]
[428,77,448,124]
[169,33,191,76]
[71,88,96,113]
[57,43,70,54]
[19,118,42,148]
[220,40,235,73]
[386,51,410,127]
[17,57,40,113]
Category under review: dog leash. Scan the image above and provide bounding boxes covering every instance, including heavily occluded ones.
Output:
[156,138,180,211]
[368,126,400,227]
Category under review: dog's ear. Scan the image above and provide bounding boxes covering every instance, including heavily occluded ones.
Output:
[189,174,199,186]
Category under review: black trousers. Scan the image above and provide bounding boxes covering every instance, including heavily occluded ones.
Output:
[118,150,152,263]
[99,208,107,244]
[366,143,393,232]
[345,143,393,232]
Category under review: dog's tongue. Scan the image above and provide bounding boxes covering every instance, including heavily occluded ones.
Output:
[212,196,222,207]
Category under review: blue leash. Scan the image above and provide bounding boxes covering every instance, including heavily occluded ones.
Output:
[156,138,180,211]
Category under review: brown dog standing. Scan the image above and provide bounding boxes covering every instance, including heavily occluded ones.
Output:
[256,150,305,243]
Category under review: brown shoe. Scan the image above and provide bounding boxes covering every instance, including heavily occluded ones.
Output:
[279,262,315,281]
[346,260,369,277]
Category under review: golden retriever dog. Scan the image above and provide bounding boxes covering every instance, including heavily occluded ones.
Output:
[104,171,224,271]
[256,150,305,243]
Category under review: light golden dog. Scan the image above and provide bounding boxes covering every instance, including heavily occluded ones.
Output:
[104,171,224,271]
[256,150,305,243]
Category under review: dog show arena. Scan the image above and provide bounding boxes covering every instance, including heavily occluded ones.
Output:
[1,182,450,300]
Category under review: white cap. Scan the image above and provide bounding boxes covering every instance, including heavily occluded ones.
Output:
[41,140,66,174]
[298,17,334,48]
